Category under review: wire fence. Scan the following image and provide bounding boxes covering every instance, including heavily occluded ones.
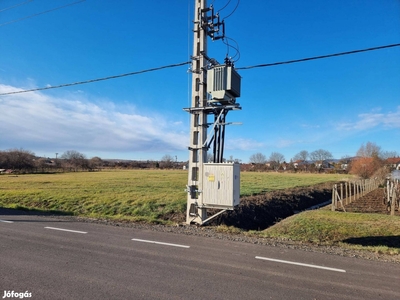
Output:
[332,178,400,215]
[331,179,381,212]
[385,179,399,216]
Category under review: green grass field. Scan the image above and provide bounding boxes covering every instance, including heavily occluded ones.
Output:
[240,172,351,196]
[0,170,187,222]
[0,170,348,222]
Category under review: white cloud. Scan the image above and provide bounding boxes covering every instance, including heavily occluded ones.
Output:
[300,123,320,129]
[275,139,296,148]
[337,106,400,131]
[0,84,187,155]
[225,138,265,151]
[384,108,400,128]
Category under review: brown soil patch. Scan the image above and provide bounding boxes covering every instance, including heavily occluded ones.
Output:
[210,182,333,230]
[343,188,400,216]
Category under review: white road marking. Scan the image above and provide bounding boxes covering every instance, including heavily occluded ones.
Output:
[45,226,87,234]
[0,219,14,223]
[255,256,346,273]
[132,238,190,249]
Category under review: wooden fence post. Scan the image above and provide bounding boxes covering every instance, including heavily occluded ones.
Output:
[340,183,343,206]
[356,181,359,200]
[332,184,336,211]
[362,180,365,196]
[350,182,353,203]
[387,180,390,208]
[390,181,395,216]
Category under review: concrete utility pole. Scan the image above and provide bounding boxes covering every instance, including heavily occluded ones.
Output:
[186,0,208,224]
[185,0,242,225]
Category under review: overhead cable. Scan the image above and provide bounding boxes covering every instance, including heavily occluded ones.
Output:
[236,43,400,70]
[0,61,192,96]
[1,43,398,96]
[0,0,33,13]
[0,0,85,27]
[222,0,240,20]
[223,36,241,62]
[216,0,231,12]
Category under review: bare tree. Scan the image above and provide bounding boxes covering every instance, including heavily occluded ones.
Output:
[356,142,381,158]
[350,142,384,178]
[249,152,267,164]
[293,150,309,161]
[0,148,35,171]
[380,150,399,160]
[89,157,103,170]
[227,155,241,163]
[309,149,333,162]
[0,150,7,168]
[269,152,285,170]
[35,157,51,173]
[61,150,88,171]
[350,157,383,179]
[161,154,175,169]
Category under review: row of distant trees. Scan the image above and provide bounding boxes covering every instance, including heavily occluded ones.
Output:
[1,142,398,179]
[248,142,399,179]
[0,149,91,172]
[249,149,335,170]
[0,149,184,173]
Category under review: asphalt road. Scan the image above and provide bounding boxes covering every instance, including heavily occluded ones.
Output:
[1,209,399,300]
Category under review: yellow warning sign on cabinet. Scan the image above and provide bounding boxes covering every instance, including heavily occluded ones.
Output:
[208,174,215,182]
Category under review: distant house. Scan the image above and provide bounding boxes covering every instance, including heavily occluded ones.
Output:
[339,157,354,171]
[386,157,400,170]
[293,160,309,169]
[0,169,5,173]
[322,159,337,169]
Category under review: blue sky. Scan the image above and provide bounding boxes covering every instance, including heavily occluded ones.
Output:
[0,0,399,162]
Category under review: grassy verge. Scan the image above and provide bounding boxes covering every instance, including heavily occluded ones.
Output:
[252,208,400,255]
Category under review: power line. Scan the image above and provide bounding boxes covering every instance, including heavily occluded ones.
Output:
[222,0,240,21]
[0,61,192,96]
[217,0,232,12]
[0,0,85,27]
[0,0,33,13]
[236,43,400,70]
[1,43,398,96]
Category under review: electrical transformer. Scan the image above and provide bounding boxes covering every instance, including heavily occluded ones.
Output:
[207,65,241,104]
[202,163,240,209]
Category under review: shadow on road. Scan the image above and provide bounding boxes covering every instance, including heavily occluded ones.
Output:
[0,207,73,222]
[343,236,400,248]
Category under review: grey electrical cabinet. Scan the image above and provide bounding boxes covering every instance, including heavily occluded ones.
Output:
[207,65,241,103]
[202,163,240,209]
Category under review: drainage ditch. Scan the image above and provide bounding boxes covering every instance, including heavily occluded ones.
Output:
[210,182,334,231]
